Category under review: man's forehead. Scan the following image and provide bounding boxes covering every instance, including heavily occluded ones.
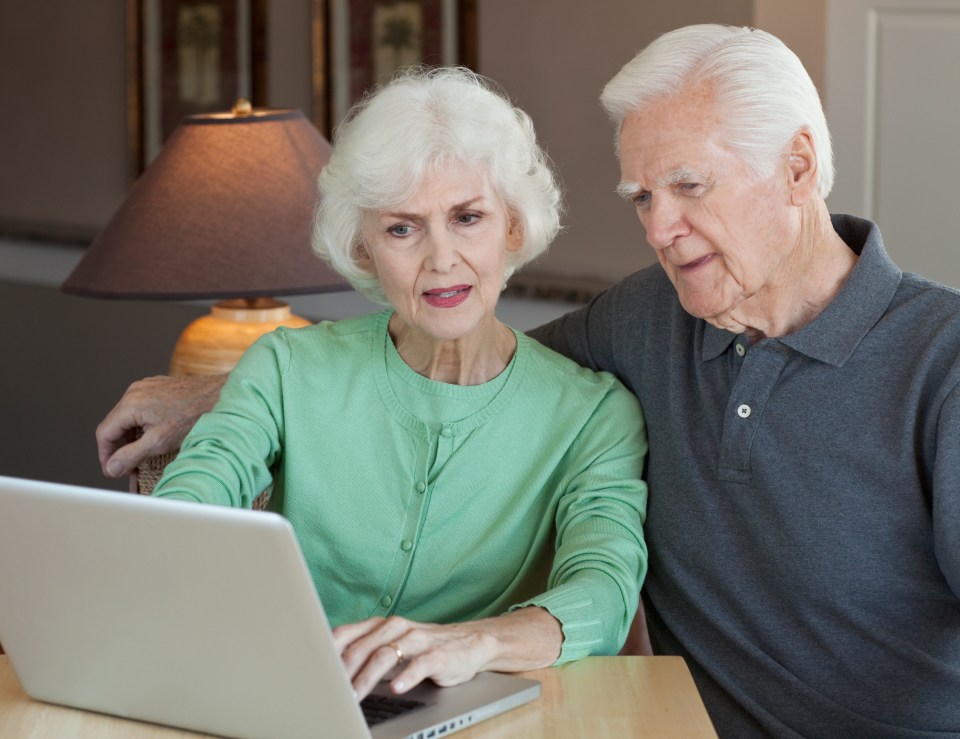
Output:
[618,146,715,191]
[618,113,721,186]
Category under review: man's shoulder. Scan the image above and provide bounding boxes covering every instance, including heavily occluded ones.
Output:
[607,263,674,301]
[898,271,960,307]
[594,263,690,339]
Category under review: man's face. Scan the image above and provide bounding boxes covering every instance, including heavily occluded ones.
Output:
[617,85,796,332]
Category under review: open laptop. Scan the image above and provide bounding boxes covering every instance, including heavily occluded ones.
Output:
[0,474,540,738]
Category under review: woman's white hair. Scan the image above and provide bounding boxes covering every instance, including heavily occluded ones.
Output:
[313,66,563,305]
[600,24,834,197]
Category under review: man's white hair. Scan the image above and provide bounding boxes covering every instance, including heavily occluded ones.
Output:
[600,24,834,197]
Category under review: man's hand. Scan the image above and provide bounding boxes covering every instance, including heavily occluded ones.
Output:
[333,607,562,701]
[97,374,226,478]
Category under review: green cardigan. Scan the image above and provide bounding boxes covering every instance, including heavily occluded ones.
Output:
[154,310,648,662]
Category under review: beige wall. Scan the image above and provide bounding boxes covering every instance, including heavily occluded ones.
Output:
[0,2,835,488]
[1,0,759,283]
[480,0,752,281]
[753,0,826,94]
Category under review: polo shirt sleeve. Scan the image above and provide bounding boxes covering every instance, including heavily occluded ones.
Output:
[509,380,648,663]
[934,381,960,597]
[527,285,623,374]
[153,330,292,508]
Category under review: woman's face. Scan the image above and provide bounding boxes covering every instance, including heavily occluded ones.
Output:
[359,163,523,343]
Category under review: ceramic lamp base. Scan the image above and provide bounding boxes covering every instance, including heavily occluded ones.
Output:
[169,298,311,377]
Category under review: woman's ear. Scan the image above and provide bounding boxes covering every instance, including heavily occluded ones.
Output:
[354,242,375,273]
[786,130,819,205]
[506,214,524,253]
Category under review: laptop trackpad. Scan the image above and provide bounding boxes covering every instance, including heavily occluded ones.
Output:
[367,672,540,738]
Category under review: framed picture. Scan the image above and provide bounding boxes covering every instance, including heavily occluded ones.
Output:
[311,0,477,135]
[126,0,267,176]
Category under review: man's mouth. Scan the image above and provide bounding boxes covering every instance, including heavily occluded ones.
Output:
[679,254,714,271]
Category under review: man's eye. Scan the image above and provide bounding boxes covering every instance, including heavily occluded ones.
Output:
[633,192,651,207]
[680,182,702,193]
[388,224,412,237]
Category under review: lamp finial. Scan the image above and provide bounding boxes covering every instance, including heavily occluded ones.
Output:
[232,98,253,117]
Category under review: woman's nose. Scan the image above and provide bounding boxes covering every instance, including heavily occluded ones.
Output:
[424,230,460,272]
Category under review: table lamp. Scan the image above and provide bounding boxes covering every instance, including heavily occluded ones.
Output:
[62,100,349,377]
[62,101,350,494]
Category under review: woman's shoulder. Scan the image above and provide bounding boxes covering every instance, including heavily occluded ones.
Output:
[519,332,639,406]
[274,310,387,347]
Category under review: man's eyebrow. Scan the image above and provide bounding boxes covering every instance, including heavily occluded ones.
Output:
[617,168,710,201]
[658,168,708,187]
[616,182,643,201]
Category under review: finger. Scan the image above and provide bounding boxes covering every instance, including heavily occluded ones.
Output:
[338,616,411,662]
[102,435,157,478]
[332,617,385,654]
[352,642,408,701]
[97,425,137,476]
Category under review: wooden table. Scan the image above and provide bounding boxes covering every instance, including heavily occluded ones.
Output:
[0,655,716,738]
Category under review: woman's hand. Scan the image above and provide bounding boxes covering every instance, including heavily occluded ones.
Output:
[97,374,226,477]
[332,606,562,701]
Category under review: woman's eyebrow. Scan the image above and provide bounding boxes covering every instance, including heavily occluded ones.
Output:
[379,195,486,219]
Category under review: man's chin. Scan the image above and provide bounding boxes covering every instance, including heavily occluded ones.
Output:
[681,300,745,334]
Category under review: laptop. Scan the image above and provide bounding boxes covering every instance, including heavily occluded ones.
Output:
[0,475,540,738]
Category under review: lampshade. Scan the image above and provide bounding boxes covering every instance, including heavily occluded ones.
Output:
[62,106,347,300]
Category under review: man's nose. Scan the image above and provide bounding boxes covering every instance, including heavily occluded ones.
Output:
[643,196,689,250]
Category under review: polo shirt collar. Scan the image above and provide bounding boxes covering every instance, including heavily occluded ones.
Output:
[700,214,902,367]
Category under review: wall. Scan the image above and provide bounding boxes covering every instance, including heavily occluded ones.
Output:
[1,0,752,277]
[480,0,753,281]
[3,1,780,488]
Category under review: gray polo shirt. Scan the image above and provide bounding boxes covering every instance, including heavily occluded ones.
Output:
[531,214,960,737]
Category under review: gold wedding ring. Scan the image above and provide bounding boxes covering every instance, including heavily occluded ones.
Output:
[389,641,404,662]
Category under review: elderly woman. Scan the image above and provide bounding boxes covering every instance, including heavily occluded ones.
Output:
[152,67,647,700]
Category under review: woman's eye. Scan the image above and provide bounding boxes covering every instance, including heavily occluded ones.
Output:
[388,224,412,237]
[457,212,481,225]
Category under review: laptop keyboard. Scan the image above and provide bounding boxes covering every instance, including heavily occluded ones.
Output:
[361,693,427,726]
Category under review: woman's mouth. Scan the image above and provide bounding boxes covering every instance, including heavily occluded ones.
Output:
[423,285,472,308]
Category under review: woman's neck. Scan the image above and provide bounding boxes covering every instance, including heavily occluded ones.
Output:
[388,314,517,385]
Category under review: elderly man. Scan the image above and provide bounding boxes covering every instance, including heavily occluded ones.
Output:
[98,25,960,737]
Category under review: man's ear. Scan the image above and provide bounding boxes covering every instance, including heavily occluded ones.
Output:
[786,129,819,205]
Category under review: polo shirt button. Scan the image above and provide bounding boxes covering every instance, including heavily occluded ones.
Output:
[415,481,426,494]
[380,595,393,608]
[735,343,746,357]
[401,540,413,552]
[737,404,751,418]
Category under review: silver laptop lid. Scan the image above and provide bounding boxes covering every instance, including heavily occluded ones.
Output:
[0,475,539,739]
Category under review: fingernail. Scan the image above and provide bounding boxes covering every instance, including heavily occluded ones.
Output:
[393,680,405,692]
[107,461,124,477]
[352,689,358,701]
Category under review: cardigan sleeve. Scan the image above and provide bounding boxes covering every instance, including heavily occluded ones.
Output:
[509,379,649,663]
[152,330,292,508]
